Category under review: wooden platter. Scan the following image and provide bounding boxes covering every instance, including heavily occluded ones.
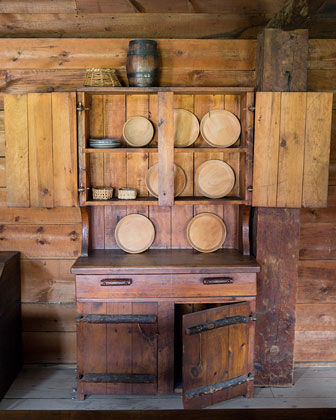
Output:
[174,109,199,147]
[123,116,154,147]
[195,160,235,198]
[145,163,186,198]
[115,214,155,253]
[200,110,241,147]
[187,213,226,253]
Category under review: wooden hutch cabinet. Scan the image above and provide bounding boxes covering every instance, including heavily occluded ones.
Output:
[72,86,260,408]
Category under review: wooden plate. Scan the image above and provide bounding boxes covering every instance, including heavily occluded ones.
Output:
[187,213,226,253]
[195,160,235,198]
[174,109,199,147]
[145,163,186,198]
[200,110,241,147]
[123,116,154,147]
[115,214,155,254]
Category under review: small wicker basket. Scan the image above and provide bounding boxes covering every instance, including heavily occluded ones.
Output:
[92,187,114,200]
[84,68,121,87]
[118,188,137,200]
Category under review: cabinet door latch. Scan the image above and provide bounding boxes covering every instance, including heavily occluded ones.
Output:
[77,102,89,112]
[78,187,89,193]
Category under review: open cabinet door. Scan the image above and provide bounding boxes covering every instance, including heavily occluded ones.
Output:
[182,302,255,409]
[5,92,78,207]
[252,92,333,208]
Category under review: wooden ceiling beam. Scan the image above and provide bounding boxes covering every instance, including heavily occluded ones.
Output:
[267,0,327,30]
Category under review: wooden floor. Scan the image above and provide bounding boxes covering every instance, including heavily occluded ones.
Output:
[0,366,336,410]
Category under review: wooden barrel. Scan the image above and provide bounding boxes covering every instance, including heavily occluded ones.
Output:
[126,40,158,87]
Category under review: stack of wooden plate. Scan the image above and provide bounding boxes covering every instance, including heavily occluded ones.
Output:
[88,138,120,148]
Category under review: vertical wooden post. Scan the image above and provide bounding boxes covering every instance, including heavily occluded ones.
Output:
[158,92,174,207]
[254,29,308,386]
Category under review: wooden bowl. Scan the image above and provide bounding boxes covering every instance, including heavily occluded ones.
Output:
[123,116,154,147]
[200,110,241,147]
[145,163,186,198]
[195,160,235,198]
[115,214,155,253]
[187,213,226,253]
[174,109,199,147]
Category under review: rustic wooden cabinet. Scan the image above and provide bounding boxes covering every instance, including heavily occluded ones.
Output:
[72,249,259,408]
[69,86,332,408]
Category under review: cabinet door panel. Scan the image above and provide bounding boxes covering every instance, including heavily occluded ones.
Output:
[182,301,253,409]
[253,91,333,208]
[77,301,158,395]
[5,92,78,208]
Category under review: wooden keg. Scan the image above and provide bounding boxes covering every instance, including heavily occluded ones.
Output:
[126,40,158,87]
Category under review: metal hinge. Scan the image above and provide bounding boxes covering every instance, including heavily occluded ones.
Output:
[78,187,89,193]
[247,185,253,192]
[249,313,257,322]
[248,105,255,112]
[76,102,89,112]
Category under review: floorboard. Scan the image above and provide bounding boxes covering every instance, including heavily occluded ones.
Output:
[0,366,335,410]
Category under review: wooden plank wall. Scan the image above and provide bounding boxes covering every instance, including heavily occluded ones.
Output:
[0,37,335,363]
[0,0,334,39]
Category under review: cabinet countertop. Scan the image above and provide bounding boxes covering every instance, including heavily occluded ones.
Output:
[72,249,260,275]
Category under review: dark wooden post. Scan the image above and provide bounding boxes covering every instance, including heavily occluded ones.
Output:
[253,28,308,386]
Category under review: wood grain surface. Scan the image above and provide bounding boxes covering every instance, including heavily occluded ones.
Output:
[4,94,30,207]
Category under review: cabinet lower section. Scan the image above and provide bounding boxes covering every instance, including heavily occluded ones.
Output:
[73,250,259,408]
[76,297,256,407]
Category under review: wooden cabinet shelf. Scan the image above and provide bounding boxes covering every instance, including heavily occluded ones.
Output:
[83,196,246,206]
[83,147,248,154]
[78,86,255,94]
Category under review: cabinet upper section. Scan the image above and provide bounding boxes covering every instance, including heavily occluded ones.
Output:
[4,89,333,209]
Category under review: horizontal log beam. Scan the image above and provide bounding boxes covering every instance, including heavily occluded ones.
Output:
[0,13,271,39]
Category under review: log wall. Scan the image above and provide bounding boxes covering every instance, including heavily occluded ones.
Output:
[0,37,334,363]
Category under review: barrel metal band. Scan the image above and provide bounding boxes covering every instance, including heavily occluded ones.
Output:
[127,71,158,79]
[127,50,158,57]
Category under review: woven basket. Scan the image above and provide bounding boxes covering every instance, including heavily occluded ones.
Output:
[118,188,137,200]
[84,68,121,87]
[92,187,114,200]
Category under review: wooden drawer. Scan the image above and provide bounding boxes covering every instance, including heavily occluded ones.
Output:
[76,272,257,300]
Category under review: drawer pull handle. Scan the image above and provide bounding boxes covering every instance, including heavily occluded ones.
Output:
[202,277,233,285]
[100,279,132,286]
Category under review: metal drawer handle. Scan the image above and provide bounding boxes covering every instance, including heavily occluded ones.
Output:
[202,277,233,285]
[100,279,132,286]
